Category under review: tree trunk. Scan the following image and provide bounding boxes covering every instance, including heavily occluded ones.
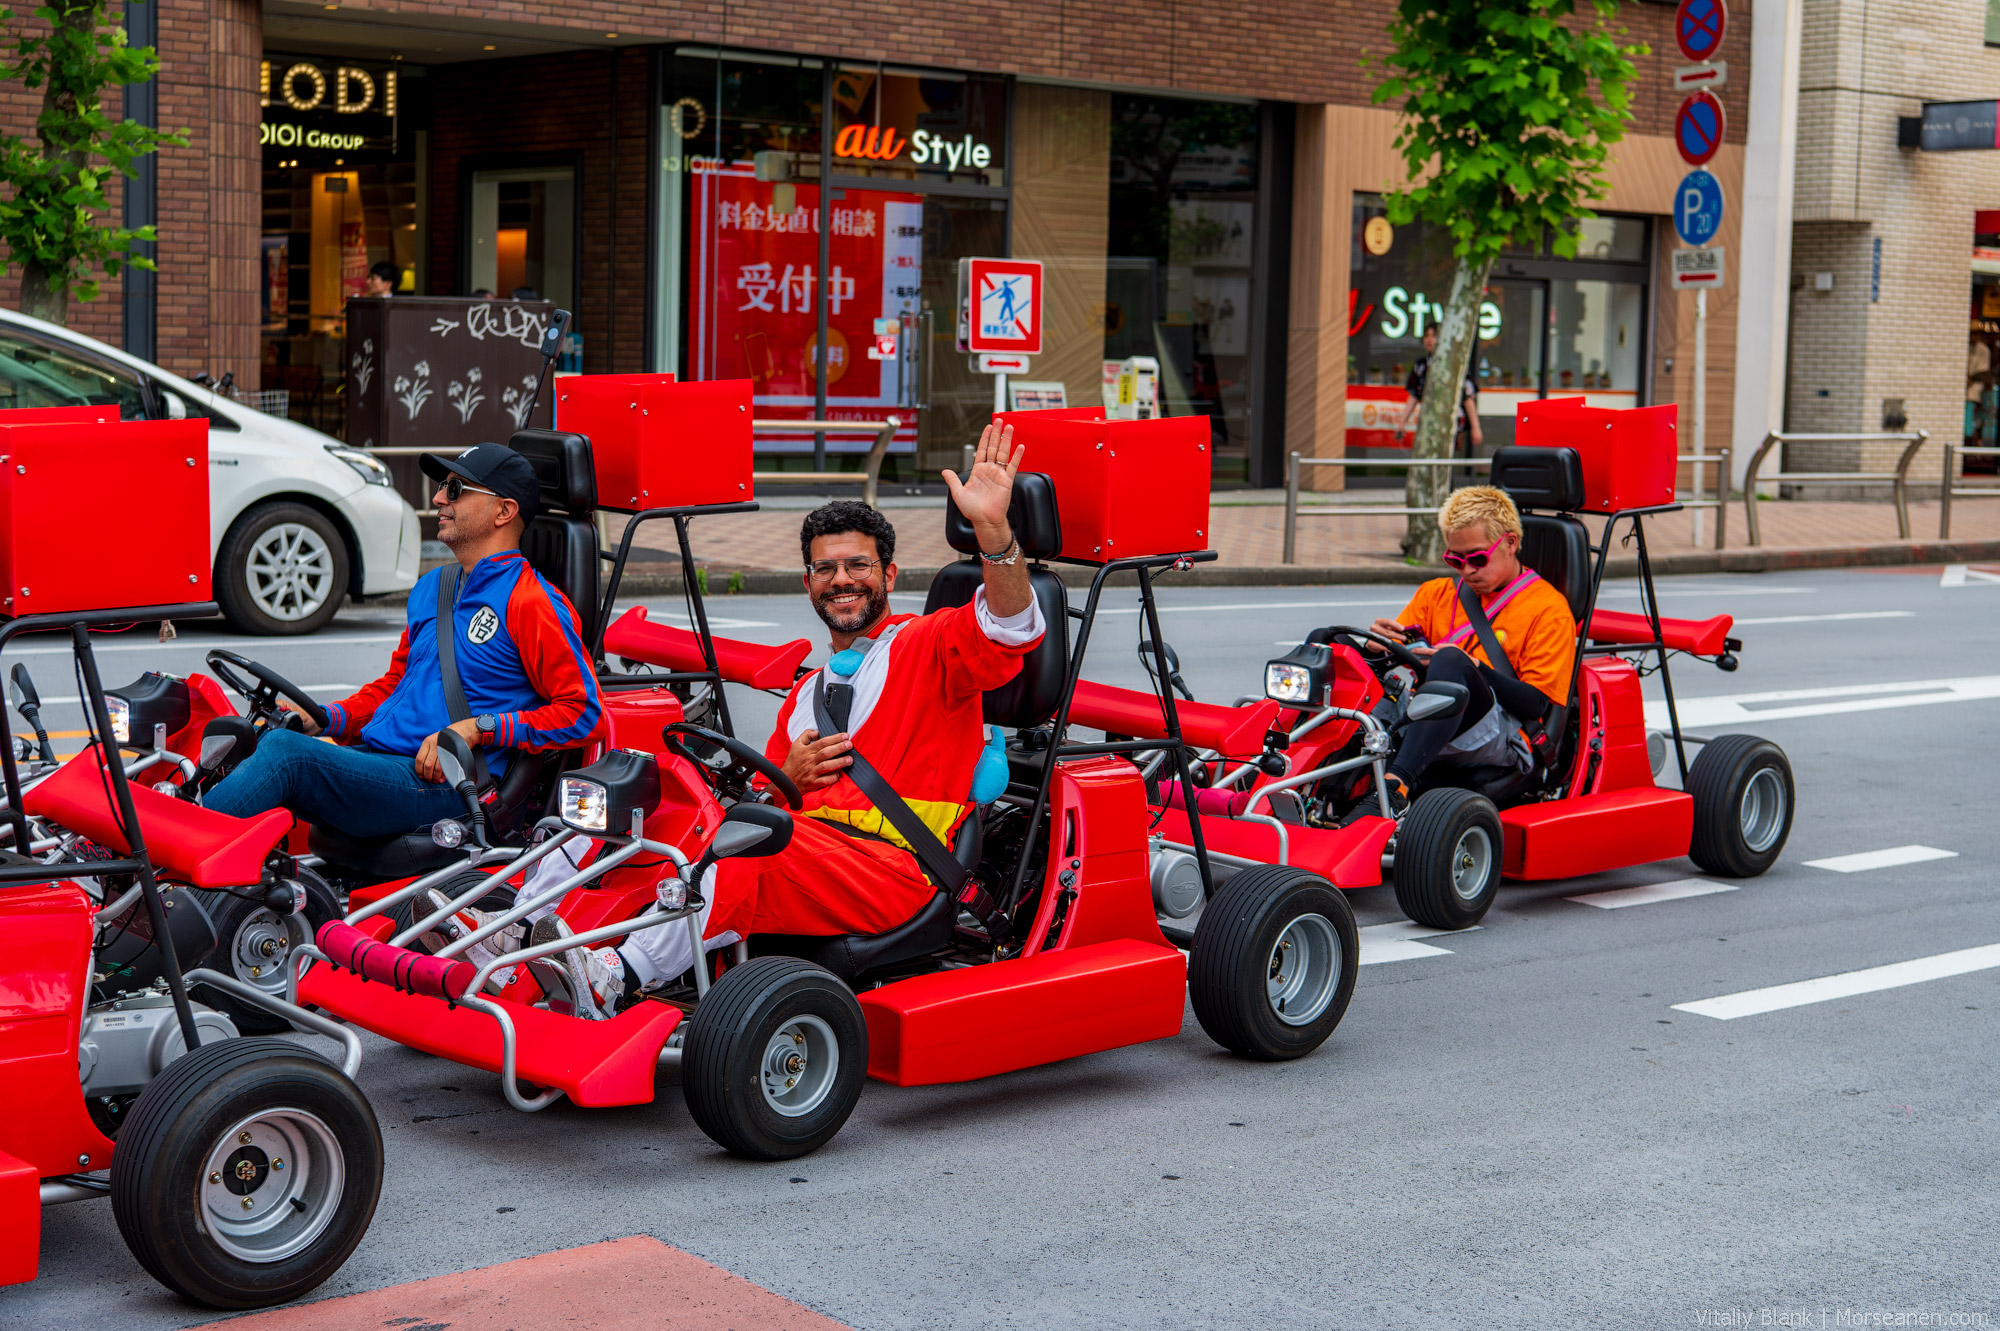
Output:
[22,0,103,328]
[1399,254,1496,564]
[18,258,67,326]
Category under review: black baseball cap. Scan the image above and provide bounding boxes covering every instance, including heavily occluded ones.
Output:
[420,443,540,523]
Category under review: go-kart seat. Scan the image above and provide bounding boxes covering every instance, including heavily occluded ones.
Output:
[308,741,557,879]
[752,473,1069,982]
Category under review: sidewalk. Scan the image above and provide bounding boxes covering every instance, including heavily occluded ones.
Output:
[621,495,2000,585]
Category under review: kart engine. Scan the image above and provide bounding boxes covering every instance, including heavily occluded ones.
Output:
[76,991,239,1099]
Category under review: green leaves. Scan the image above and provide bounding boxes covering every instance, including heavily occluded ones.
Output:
[0,0,185,321]
[1370,0,1644,263]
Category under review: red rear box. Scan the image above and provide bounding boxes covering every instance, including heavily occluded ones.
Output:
[995,408,1211,560]
[1515,398,1677,513]
[0,418,208,615]
[554,374,753,512]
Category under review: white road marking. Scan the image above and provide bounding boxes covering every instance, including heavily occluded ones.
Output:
[1358,920,1476,965]
[1803,845,1958,874]
[1940,564,2000,587]
[1567,878,1739,910]
[1729,611,1914,626]
[1649,675,2000,728]
[7,633,404,656]
[1099,599,1405,617]
[639,613,779,629]
[1598,584,1818,598]
[34,685,357,706]
[1673,942,2000,1020]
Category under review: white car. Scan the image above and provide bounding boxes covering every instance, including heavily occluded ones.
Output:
[0,307,420,634]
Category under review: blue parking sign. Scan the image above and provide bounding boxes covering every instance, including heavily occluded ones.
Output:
[1675,169,1724,246]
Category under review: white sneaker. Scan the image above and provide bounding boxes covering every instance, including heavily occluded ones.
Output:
[527,914,627,1019]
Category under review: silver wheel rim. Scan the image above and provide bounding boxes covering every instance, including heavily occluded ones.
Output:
[230,907,303,996]
[760,1014,839,1118]
[1266,912,1341,1027]
[199,1107,344,1263]
[1451,826,1494,903]
[1739,766,1788,853]
[245,522,334,623]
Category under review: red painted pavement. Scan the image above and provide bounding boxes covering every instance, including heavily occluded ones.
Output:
[186,1236,852,1330]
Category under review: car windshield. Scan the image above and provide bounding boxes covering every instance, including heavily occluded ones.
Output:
[0,328,148,418]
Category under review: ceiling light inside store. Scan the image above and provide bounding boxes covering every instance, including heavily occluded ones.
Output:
[483,44,495,50]
[605,32,618,38]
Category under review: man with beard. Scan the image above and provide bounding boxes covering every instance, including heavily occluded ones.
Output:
[533,422,1044,1015]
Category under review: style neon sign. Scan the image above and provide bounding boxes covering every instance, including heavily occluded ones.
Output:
[832,124,994,171]
[1378,286,1503,341]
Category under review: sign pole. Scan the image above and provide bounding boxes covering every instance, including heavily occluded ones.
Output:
[1693,287,1708,546]
[994,372,1008,415]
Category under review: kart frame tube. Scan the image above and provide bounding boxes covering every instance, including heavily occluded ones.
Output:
[1004,553,1221,914]
[0,602,219,1055]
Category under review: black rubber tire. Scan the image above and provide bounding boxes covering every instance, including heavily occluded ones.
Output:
[383,872,514,953]
[1393,787,1503,931]
[682,956,868,1161]
[189,870,341,1034]
[214,501,349,637]
[1189,864,1358,1061]
[110,1036,381,1310]
[1687,733,1794,877]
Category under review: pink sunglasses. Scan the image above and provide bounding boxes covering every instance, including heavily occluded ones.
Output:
[1443,533,1509,572]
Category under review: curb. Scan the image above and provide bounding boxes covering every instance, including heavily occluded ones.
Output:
[368,538,2000,607]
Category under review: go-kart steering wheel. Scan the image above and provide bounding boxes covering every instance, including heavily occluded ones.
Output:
[663,722,804,811]
[205,649,330,732]
[1321,625,1429,680]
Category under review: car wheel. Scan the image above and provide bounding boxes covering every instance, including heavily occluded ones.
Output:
[216,501,348,636]
[1189,863,1357,1060]
[189,870,340,1034]
[1688,734,1794,877]
[110,1036,381,1310]
[682,956,867,1161]
[1393,787,1503,931]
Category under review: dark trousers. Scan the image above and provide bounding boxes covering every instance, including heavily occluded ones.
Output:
[1388,647,1497,787]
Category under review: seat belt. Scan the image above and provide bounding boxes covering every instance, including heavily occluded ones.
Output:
[1455,579,1556,762]
[812,673,1008,934]
[435,566,491,788]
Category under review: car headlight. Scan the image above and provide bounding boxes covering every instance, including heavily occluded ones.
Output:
[1263,643,1331,707]
[558,776,610,832]
[326,445,393,487]
[105,696,130,744]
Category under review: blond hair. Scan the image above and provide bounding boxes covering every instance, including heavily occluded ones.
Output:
[1437,486,1522,544]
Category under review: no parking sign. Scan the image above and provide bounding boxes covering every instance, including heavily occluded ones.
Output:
[1675,0,1726,63]
[1675,90,1725,167]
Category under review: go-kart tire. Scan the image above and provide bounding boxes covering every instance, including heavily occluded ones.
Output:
[682,956,867,1161]
[110,1036,381,1310]
[383,871,515,951]
[1687,733,1794,877]
[190,870,340,1034]
[1393,788,1503,931]
[1189,864,1358,1061]
[215,501,349,637]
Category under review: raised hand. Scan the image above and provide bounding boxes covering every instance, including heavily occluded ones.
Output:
[941,421,1023,543]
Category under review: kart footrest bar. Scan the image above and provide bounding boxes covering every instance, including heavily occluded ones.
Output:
[316,920,475,1002]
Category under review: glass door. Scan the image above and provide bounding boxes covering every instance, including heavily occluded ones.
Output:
[1473,278,1545,455]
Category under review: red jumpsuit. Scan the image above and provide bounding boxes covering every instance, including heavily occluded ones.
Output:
[703,589,1043,940]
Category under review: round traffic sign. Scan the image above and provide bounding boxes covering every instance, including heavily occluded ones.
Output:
[1675,0,1727,62]
[1674,91,1725,167]
[1674,168,1724,246]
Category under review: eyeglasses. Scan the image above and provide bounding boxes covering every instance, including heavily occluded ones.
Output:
[806,557,882,582]
[437,476,499,503]
[1442,533,1509,572]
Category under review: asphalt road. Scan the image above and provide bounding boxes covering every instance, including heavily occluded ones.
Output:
[10,564,2000,1329]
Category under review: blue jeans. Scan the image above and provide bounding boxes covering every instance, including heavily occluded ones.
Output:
[204,727,466,838]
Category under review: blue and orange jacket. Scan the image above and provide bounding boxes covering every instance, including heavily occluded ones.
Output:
[323,550,604,775]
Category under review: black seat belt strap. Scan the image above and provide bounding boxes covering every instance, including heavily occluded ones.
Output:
[435,566,491,788]
[1455,578,1555,759]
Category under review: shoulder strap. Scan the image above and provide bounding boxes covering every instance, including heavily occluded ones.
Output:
[1455,578,1518,683]
[434,566,490,787]
[813,673,966,894]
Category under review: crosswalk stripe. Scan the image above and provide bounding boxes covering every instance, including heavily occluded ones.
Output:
[1567,878,1738,909]
[1803,845,1957,874]
[1358,920,1475,965]
[1673,942,2000,1020]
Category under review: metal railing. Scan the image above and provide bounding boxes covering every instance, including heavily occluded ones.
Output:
[750,417,902,509]
[1940,442,2000,538]
[1281,449,1731,564]
[1741,430,1928,547]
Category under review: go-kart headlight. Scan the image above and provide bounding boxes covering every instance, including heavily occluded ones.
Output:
[559,776,610,832]
[105,696,130,744]
[326,444,394,487]
[1264,643,1330,707]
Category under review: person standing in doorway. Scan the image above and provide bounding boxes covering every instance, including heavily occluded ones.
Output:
[364,261,401,297]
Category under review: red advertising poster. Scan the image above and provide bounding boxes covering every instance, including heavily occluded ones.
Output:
[691,167,922,453]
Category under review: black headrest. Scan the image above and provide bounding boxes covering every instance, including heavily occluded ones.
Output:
[945,471,1061,560]
[1519,513,1592,623]
[1491,446,1584,512]
[510,429,596,515]
[923,562,1070,729]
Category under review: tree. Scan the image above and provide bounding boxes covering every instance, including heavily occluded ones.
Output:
[1371,0,1641,563]
[0,0,185,326]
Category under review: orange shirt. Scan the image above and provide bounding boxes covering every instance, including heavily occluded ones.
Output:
[1397,574,1578,707]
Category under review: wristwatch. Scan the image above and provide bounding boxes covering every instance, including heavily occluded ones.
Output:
[475,714,496,744]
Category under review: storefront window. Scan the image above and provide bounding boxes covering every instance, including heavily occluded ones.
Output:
[260,52,419,437]
[1106,95,1260,484]
[1348,194,1649,458]
[466,167,574,305]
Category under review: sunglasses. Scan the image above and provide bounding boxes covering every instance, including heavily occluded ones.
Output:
[1442,533,1509,572]
[436,476,499,503]
[807,557,882,582]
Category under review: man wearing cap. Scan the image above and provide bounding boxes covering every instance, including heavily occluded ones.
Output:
[203,443,604,837]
